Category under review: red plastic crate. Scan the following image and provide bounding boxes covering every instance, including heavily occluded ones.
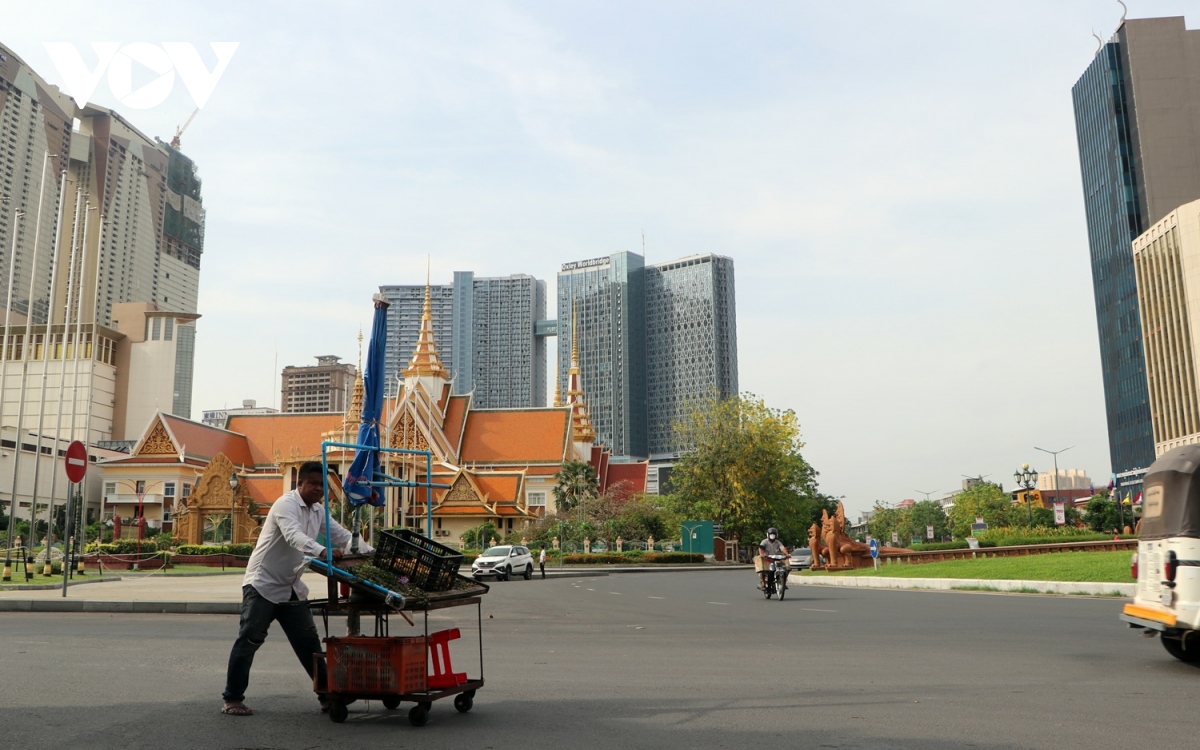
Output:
[323,636,427,695]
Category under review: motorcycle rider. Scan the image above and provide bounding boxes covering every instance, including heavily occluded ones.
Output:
[756,527,789,590]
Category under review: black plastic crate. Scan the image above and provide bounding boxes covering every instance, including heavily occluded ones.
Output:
[373,529,464,592]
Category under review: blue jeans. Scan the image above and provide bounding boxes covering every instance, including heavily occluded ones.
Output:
[222,584,326,704]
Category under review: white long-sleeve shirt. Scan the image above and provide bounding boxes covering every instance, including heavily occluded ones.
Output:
[242,490,372,603]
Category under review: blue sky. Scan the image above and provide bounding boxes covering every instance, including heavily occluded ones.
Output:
[3,0,1195,516]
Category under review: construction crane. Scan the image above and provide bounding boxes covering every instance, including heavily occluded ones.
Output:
[170,107,200,149]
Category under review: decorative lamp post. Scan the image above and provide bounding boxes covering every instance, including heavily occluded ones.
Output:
[1013,463,1038,526]
[228,473,239,546]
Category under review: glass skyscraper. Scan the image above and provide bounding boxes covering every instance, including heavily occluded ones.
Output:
[645,254,738,459]
[1072,16,1200,486]
[558,251,739,460]
[557,252,647,458]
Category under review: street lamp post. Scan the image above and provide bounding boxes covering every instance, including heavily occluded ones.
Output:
[1014,463,1038,526]
[228,473,239,546]
[1035,446,1073,521]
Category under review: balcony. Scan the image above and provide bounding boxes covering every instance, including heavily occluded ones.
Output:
[104,493,167,506]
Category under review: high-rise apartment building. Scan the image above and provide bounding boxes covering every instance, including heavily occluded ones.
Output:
[0,41,207,523]
[645,254,739,459]
[558,252,647,458]
[280,355,356,413]
[380,283,455,397]
[380,274,548,408]
[452,272,546,408]
[1071,16,1200,488]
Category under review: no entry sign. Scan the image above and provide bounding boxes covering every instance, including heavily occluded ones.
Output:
[65,440,87,483]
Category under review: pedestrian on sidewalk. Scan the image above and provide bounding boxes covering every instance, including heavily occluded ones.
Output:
[220,461,371,717]
[539,545,547,579]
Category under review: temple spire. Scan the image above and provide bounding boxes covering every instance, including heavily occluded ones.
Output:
[403,275,448,379]
[344,328,364,429]
[565,301,595,444]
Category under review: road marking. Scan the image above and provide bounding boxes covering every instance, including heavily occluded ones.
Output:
[706,601,730,606]
[802,608,837,612]
[609,592,622,595]
[586,588,595,591]
[647,596,665,599]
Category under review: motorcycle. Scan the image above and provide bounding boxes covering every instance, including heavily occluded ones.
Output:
[761,554,789,600]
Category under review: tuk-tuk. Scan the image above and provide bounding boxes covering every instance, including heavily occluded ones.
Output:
[1120,445,1200,662]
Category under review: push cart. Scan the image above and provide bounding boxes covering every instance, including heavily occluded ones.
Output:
[307,564,489,724]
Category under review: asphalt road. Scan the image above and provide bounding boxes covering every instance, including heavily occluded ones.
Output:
[0,571,1193,749]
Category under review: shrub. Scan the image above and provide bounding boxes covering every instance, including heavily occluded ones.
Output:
[910,540,997,551]
[563,553,626,564]
[228,543,255,557]
[643,552,704,564]
[175,544,231,556]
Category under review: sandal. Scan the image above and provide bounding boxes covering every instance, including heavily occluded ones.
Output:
[221,703,254,716]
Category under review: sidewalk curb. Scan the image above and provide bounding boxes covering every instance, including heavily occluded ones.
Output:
[1,576,123,591]
[790,575,1135,596]
[0,600,241,614]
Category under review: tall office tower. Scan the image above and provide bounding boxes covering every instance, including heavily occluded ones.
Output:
[379,283,454,397]
[645,254,739,459]
[557,252,647,458]
[280,355,356,413]
[1071,16,1200,487]
[381,274,548,407]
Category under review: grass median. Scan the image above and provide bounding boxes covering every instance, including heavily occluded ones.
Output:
[798,550,1133,583]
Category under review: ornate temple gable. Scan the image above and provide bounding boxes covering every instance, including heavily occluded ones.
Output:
[387,385,458,464]
[172,452,262,546]
[136,415,178,456]
[390,410,431,453]
[443,472,485,505]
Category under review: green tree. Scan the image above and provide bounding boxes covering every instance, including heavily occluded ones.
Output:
[1083,495,1122,533]
[867,503,901,544]
[553,460,600,515]
[669,392,829,545]
[948,483,1014,539]
[460,522,499,550]
[898,500,950,543]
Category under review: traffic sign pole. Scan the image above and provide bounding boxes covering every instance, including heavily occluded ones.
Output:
[61,441,87,597]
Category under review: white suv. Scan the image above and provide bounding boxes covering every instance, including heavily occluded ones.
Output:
[471,545,534,581]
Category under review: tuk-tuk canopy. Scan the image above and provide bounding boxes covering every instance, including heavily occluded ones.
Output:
[1140,444,1200,540]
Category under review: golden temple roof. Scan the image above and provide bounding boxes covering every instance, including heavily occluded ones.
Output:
[403,279,449,379]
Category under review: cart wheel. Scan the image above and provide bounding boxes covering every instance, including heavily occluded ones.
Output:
[329,700,349,723]
[382,696,401,710]
[454,693,474,713]
[409,704,429,726]
[465,689,476,699]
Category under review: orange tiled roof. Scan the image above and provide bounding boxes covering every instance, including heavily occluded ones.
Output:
[460,409,569,465]
[241,474,283,506]
[471,472,523,503]
[442,395,470,454]
[161,414,255,467]
[226,413,344,467]
[605,462,648,494]
[434,506,493,516]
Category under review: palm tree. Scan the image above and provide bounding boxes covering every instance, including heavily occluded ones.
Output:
[553,461,599,516]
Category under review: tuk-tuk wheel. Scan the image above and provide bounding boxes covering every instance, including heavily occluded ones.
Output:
[1162,635,1200,663]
